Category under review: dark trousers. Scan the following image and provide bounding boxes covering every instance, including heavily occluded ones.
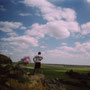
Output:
[35,62,41,69]
[33,62,41,74]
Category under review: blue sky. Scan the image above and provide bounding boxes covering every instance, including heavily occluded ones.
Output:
[0,0,90,65]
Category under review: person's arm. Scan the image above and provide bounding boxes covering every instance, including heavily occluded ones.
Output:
[33,56,36,62]
[39,56,43,61]
[41,56,43,60]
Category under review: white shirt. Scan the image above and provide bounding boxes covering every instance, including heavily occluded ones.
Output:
[33,55,43,63]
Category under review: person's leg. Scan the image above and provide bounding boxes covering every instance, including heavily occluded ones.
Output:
[38,62,42,73]
[39,62,43,73]
[33,62,42,74]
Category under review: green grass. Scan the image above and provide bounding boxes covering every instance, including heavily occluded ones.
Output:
[21,64,90,79]
[41,65,90,90]
[20,64,90,90]
[20,63,90,77]
[41,65,90,77]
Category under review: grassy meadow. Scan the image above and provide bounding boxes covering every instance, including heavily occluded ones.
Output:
[22,63,90,78]
[21,63,90,90]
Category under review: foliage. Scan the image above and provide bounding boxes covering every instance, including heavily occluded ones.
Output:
[0,54,12,64]
[0,54,31,89]
[4,74,46,90]
[0,54,12,88]
[21,56,31,64]
[0,54,46,90]
[66,70,90,80]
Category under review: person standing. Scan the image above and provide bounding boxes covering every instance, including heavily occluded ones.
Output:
[33,52,43,74]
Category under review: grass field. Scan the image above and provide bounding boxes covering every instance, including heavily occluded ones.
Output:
[22,63,90,76]
[21,63,90,90]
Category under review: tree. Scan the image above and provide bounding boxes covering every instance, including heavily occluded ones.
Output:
[0,54,12,88]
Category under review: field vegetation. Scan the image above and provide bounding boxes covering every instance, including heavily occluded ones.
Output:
[22,63,90,90]
[0,54,90,90]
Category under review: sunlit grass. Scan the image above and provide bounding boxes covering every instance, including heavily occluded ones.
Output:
[20,63,90,78]
[6,74,46,90]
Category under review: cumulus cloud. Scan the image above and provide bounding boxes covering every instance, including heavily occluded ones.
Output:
[58,42,90,53]
[1,35,38,48]
[45,49,75,59]
[25,22,69,39]
[23,0,80,39]
[0,21,26,36]
[19,13,32,16]
[46,21,70,38]
[25,23,47,39]
[40,45,47,49]
[23,0,76,21]
[58,46,75,52]
[44,42,90,60]
[87,0,90,3]
[25,20,80,39]
[81,22,90,35]
[46,20,80,38]
[75,42,90,52]
[61,43,67,46]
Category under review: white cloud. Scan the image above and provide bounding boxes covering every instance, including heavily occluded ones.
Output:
[45,49,74,59]
[0,5,6,11]
[0,21,22,29]
[46,21,70,38]
[7,32,18,36]
[23,0,80,39]
[25,23,47,39]
[48,0,64,2]
[0,21,26,36]
[44,42,90,60]
[58,46,75,52]
[19,13,32,16]
[23,0,76,21]
[61,43,67,46]
[40,45,47,49]
[25,20,80,39]
[87,0,90,3]
[75,42,90,52]
[20,26,27,30]
[58,42,90,54]
[25,22,69,39]
[66,21,80,32]
[81,22,90,35]
[1,35,38,48]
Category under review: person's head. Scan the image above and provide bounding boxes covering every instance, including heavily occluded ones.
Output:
[38,52,41,55]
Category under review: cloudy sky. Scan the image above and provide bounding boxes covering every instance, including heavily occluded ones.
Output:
[0,0,90,65]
